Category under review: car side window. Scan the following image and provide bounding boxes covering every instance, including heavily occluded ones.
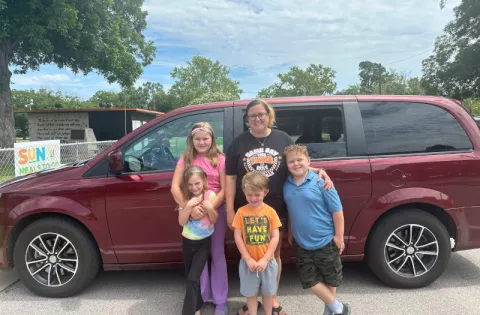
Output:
[123,111,224,173]
[359,102,473,155]
[266,107,347,159]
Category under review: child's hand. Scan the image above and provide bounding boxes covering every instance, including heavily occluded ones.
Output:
[333,235,345,254]
[246,258,258,272]
[256,257,269,272]
[186,196,202,208]
[190,205,205,220]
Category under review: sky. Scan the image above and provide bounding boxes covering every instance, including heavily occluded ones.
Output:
[10,0,461,101]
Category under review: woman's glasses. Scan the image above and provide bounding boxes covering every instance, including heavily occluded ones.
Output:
[247,112,268,120]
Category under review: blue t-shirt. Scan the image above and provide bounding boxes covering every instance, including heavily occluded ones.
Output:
[283,170,343,250]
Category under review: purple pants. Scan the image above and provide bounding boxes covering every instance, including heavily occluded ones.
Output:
[200,203,228,305]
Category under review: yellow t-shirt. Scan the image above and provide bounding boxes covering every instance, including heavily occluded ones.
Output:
[232,203,282,261]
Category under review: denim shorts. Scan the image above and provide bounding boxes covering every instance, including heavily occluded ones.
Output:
[239,258,278,297]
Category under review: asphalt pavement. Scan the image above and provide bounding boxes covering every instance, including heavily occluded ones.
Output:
[1,249,480,315]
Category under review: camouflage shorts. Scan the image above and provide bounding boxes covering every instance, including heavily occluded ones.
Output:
[292,238,343,289]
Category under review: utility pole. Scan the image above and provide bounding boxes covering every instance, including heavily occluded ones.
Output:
[378,64,382,95]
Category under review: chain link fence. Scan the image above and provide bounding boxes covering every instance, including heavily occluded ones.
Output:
[0,140,116,183]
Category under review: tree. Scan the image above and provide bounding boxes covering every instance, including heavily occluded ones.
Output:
[119,82,164,109]
[88,91,122,108]
[359,61,387,94]
[188,91,233,105]
[0,0,155,147]
[335,84,362,95]
[168,56,242,107]
[421,0,480,99]
[258,64,337,98]
[355,61,425,95]
[12,89,87,110]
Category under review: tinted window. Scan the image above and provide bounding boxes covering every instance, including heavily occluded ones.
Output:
[244,107,347,159]
[123,111,224,173]
[359,102,472,155]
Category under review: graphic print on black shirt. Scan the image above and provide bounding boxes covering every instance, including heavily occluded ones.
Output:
[226,129,294,199]
[243,147,281,177]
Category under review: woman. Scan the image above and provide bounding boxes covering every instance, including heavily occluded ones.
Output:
[225,99,334,315]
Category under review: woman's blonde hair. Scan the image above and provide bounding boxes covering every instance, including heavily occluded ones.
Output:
[244,99,276,128]
[181,165,208,201]
[183,122,223,168]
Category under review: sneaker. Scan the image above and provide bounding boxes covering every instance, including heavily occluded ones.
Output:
[333,303,350,315]
[214,303,228,315]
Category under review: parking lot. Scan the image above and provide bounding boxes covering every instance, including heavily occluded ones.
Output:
[0,249,479,315]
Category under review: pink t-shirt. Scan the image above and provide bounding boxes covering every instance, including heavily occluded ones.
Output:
[177,154,225,193]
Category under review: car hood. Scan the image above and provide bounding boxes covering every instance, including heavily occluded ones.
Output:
[0,159,90,191]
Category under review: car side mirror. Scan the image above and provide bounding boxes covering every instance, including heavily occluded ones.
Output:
[108,150,124,174]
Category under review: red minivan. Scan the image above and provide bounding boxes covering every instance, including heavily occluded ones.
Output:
[1,95,480,297]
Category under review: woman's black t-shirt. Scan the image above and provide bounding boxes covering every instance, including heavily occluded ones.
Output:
[225,129,294,209]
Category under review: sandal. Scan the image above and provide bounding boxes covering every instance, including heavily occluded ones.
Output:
[272,305,287,315]
[236,301,263,315]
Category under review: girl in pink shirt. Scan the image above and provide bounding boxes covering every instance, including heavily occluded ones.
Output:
[171,122,228,315]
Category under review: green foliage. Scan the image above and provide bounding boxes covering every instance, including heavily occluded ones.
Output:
[0,0,155,148]
[1,0,155,87]
[12,88,88,110]
[335,84,362,95]
[88,91,122,107]
[119,82,164,109]
[464,98,480,115]
[188,91,233,105]
[358,61,387,94]
[258,64,337,98]
[421,0,480,99]
[169,56,242,107]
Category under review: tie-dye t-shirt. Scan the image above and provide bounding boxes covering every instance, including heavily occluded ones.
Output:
[182,190,216,240]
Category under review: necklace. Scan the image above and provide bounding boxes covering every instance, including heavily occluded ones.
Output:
[250,129,269,147]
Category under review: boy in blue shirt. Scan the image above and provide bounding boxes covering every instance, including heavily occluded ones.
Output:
[283,144,351,315]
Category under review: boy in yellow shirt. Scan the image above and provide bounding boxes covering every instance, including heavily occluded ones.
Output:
[232,172,282,315]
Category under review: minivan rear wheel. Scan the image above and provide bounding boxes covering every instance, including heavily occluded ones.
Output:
[366,209,451,288]
[13,217,100,297]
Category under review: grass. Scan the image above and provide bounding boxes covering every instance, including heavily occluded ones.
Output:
[0,165,14,184]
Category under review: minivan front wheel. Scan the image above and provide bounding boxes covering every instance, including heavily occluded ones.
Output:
[13,217,100,297]
[366,209,451,288]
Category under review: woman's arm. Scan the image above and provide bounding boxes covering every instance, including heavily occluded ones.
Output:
[203,200,219,224]
[225,175,237,229]
[211,168,226,209]
[171,159,186,207]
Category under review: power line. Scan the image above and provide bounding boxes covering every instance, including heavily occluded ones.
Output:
[385,48,433,66]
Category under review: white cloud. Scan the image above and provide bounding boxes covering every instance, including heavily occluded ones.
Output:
[13,74,71,85]
[145,0,461,93]
[8,0,462,100]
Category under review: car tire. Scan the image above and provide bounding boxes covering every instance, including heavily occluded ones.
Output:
[366,209,451,288]
[13,217,100,297]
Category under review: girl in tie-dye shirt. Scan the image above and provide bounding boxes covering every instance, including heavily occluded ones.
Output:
[177,165,218,315]
[181,170,217,240]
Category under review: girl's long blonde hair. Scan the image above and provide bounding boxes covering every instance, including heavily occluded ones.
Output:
[181,165,208,201]
[183,122,223,168]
